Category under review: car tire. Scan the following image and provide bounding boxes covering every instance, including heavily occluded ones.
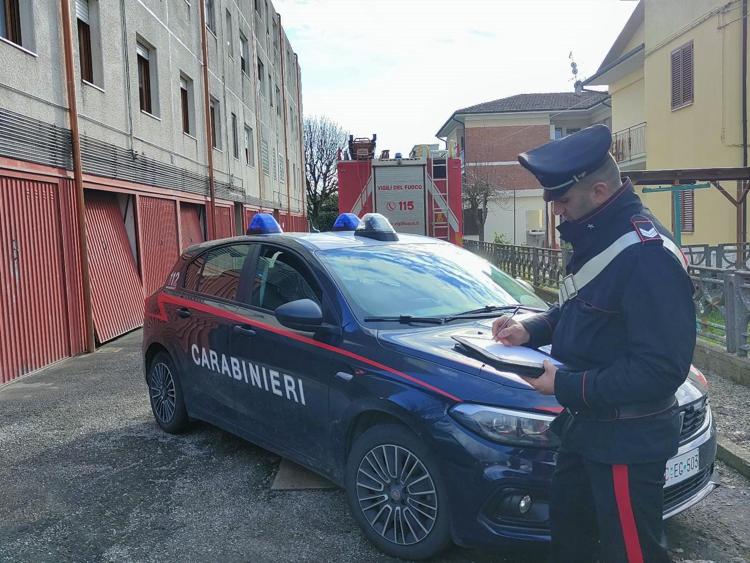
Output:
[345,423,452,560]
[147,351,189,434]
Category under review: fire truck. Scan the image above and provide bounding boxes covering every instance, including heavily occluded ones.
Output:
[337,135,463,244]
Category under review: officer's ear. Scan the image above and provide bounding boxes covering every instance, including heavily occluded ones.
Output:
[591,181,612,205]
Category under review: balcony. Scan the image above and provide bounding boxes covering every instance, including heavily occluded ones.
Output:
[611,122,646,164]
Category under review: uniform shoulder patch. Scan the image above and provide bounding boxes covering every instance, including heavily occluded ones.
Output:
[630,215,662,243]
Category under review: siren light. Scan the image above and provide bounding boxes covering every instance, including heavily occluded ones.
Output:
[247,213,283,235]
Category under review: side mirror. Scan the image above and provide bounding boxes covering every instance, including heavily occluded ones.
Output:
[275,299,324,331]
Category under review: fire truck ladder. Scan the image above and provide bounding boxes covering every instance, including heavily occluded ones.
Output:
[427,170,458,241]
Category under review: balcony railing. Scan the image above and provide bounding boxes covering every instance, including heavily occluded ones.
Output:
[611,122,646,163]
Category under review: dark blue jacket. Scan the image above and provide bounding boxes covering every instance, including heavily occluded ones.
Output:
[522,181,696,464]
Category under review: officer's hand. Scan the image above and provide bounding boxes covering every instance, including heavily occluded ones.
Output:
[521,360,557,395]
[492,315,530,345]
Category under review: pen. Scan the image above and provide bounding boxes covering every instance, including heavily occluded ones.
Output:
[493,305,521,340]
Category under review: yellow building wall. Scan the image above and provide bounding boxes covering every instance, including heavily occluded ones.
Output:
[610,69,645,133]
[642,0,747,245]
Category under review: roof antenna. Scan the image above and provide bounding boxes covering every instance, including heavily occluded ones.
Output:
[569,51,582,95]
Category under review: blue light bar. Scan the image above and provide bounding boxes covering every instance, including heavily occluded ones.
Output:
[247,213,283,235]
[332,213,361,231]
[354,213,399,241]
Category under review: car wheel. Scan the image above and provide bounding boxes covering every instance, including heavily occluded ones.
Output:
[148,351,189,434]
[345,423,451,560]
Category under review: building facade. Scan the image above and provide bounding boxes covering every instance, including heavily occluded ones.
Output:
[436,91,610,244]
[585,0,749,245]
[0,0,305,383]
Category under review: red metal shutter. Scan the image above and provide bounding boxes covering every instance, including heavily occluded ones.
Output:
[139,196,179,297]
[215,205,235,238]
[85,191,144,343]
[0,177,69,383]
[671,48,682,110]
[180,202,205,250]
[681,42,694,105]
[243,207,257,233]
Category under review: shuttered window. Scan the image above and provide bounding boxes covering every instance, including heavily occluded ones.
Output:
[244,126,255,166]
[261,136,270,175]
[0,0,22,45]
[136,43,152,114]
[681,190,694,233]
[209,98,220,149]
[671,41,694,110]
[180,77,190,134]
[231,113,239,159]
[77,0,93,83]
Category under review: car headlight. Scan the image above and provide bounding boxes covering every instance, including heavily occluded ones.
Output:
[449,404,560,448]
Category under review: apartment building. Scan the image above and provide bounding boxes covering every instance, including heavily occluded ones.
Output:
[0,0,305,383]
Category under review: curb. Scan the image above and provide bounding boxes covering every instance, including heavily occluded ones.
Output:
[716,436,750,480]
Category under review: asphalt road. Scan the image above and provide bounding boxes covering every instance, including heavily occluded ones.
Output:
[0,330,748,563]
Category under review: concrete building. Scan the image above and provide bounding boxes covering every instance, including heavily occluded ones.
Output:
[0,0,305,384]
[436,91,610,245]
[584,0,750,245]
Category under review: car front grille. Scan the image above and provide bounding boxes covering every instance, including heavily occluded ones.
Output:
[679,399,708,445]
[663,464,713,514]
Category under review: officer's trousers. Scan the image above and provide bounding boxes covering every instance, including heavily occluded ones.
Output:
[550,448,670,563]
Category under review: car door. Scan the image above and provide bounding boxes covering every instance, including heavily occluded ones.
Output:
[176,242,254,428]
[228,243,344,468]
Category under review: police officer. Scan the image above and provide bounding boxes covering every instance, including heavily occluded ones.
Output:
[492,125,695,563]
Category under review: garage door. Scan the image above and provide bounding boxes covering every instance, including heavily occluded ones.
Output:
[180,202,205,250]
[85,190,144,343]
[215,205,235,239]
[0,176,69,383]
[139,196,179,297]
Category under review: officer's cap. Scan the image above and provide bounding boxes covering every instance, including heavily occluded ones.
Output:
[518,124,613,202]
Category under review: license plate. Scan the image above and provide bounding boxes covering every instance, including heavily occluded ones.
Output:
[664,449,700,488]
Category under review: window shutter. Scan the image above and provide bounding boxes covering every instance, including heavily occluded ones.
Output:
[670,49,682,109]
[136,43,149,60]
[681,190,694,233]
[682,42,694,105]
[75,0,90,23]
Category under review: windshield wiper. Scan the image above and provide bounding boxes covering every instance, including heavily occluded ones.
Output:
[443,304,545,322]
[364,315,447,324]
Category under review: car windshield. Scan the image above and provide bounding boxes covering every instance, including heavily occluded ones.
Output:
[317,242,547,320]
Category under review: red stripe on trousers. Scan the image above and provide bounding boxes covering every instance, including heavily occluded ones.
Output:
[612,464,644,563]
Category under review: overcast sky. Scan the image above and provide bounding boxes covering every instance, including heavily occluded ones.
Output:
[274,0,638,154]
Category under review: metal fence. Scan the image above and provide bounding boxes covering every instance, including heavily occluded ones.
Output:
[682,243,750,269]
[464,240,750,356]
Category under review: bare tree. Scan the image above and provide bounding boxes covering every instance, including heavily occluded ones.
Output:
[462,163,511,242]
[304,116,348,227]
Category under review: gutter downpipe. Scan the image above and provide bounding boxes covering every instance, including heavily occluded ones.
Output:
[294,53,305,222]
[278,15,292,223]
[60,0,95,353]
[198,0,217,239]
[742,0,748,258]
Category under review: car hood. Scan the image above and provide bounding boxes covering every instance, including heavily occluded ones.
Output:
[376,317,706,408]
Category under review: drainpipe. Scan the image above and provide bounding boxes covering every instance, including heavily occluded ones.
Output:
[198,0,217,239]
[278,15,292,222]
[742,0,748,249]
[60,0,95,353]
[294,53,305,221]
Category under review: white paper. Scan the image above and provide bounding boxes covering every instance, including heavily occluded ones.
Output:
[453,335,564,369]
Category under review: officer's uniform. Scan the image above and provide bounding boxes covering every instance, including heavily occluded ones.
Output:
[517,125,696,563]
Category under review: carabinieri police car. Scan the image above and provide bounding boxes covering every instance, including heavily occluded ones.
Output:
[142,212,717,559]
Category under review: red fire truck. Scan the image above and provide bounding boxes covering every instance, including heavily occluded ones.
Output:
[337,135,463,244]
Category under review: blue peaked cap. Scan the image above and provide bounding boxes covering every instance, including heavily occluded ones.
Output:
[518,124,613,202]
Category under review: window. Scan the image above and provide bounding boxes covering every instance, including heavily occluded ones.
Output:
[258,58,265,96]
[269,75,273,107]
[231,113,239,159]
[265,1,269,34]
[275,85,281,116]
[209,97,221,148]
[183,244,251,301]
[678,190,694,233]
[0,0,22,46]
[261,136,269,174]
[671,41,694,110]
[279,153,285,182]
[251,247,321,311]
[205,0,215,33]
[254,0,262,16]
[179,74,194,135]
[433,158,447,179]
[76,0,93,83]
[240,32,249,73]
[244,125,255,166]
[137,41,158,115]
[225,9,232,57]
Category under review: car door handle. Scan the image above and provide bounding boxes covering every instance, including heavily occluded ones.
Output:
[176,307,191,319]
[335,371,354,382]
[233,324,257,337]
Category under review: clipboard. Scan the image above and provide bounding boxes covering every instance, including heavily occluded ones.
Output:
[452,335,564,378]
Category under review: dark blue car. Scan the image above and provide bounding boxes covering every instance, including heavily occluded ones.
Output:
[142,214,717,560]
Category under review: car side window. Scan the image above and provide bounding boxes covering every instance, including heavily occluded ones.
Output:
[183,244,251,301]
[250,246,321,311]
